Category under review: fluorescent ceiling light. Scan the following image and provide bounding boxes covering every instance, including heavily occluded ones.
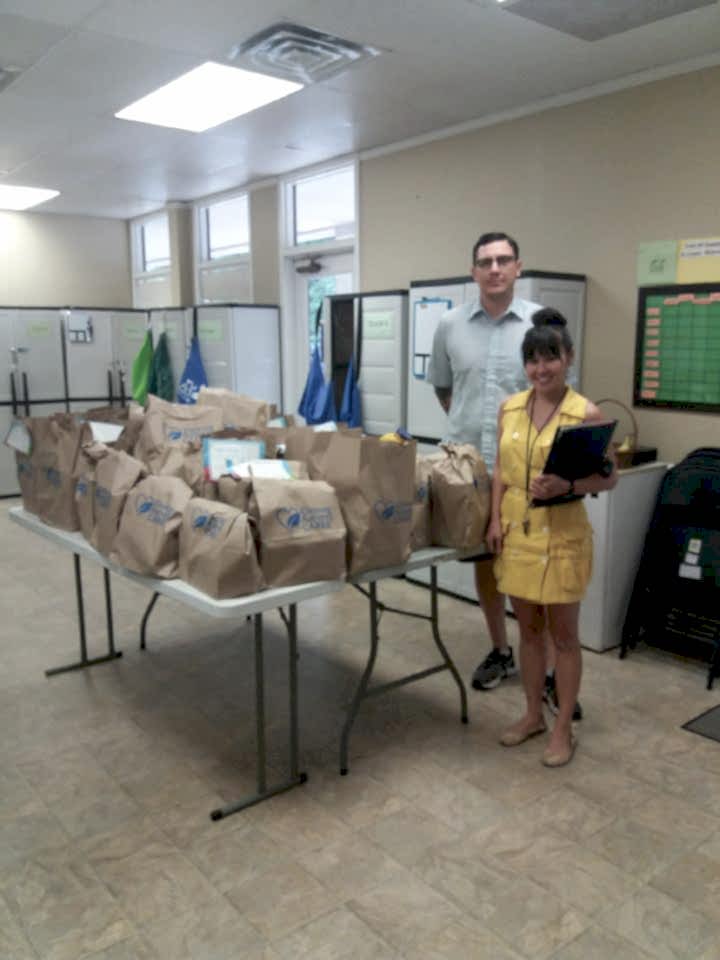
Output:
[0,184,59,211]
[115,61,303,132]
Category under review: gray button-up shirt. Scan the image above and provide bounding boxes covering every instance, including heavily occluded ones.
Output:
[427,296,541,466]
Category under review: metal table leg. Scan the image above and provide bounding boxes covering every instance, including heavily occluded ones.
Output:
[210,605,307,821]
[139,592,159,651]
[339,567,468,775]
[46,554,123,677]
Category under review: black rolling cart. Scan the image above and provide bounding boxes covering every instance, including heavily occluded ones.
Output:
[621,448,720,689]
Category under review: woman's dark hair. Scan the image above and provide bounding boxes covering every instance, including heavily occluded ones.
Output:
[522,307,574,364]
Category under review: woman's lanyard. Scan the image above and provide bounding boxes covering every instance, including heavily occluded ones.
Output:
[523,388,567,535]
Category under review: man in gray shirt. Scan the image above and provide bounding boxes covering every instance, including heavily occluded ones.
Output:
[428,231,540,690]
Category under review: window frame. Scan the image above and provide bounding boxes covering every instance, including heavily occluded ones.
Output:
[193,188,253,304]
[282,159,358,258]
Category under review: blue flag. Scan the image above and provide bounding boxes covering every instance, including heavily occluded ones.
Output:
[177,335,208,404]
[298,346,325,420]
[298,346,338,424]
[309,379,337,425]
[339,356,362,428]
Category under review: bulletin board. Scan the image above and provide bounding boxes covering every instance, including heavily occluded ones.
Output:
[634,283,720,412]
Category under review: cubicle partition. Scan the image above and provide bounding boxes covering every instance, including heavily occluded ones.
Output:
[1,301,283,497]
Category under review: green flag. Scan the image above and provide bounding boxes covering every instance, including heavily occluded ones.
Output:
[147,330,174,401]
[131,329,153,405]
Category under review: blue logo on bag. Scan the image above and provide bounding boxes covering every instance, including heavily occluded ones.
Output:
[275,506,332,531]
[76,479,88,497]
[46,467,61,488]
[191,511,225,538]
[415,483,428,504]
[95,485,111,509]
[136,495,175,525]
[373,499,412,523]
[165,425,212,443]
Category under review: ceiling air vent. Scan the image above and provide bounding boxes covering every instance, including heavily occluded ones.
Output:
[499,0,717,41]
[0,65,21,94]
[229,22,380,84]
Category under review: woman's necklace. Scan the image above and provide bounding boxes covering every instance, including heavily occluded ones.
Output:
[523,388,568,535]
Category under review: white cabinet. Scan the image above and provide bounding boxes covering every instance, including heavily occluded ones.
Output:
[580,462,667,651]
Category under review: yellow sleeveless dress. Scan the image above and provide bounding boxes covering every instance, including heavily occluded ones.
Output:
[493,387,593,604]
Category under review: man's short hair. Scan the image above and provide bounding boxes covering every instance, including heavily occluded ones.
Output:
[472,232,519,264]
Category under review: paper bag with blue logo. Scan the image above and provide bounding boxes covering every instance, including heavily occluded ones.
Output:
[91,449,146,556]
[29,414,83,531]
[179,498,264,598]
[81,403,145,457]
[308,433,416,575]
[411,453,443,550]
[249,478,346,587]
[73,440,110,543]
[430,443,491,550]
[112,475,193,577]
[197,387,272,430]
[134,395,223,472]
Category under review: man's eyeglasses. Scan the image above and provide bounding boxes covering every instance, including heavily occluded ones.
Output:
[474,255,516,269]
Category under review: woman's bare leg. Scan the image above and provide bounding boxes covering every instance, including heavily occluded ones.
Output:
[546,602,582,754]
[502,597,546,738]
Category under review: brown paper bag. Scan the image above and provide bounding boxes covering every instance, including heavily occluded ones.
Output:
[154,439,203,489]
[15,451,39,516]
[306,434,415,575]
[134,396,223,471]
[410,453,441,551]
[179,498,264,598]
[217,475,252,512]
[112,475,193,577]
[430,443,491,550]
[92,449,147,556]
[249,479,346,587]
[197,387,271,430]
[74,441,110,542]
[31,414,83,531]
[81,403,145,455]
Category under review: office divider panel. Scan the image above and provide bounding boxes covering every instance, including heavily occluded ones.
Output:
[194,303,282,411]
[326,291,408,436]
[0,308,66,496]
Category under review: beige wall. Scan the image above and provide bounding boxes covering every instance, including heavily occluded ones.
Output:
[360,66,720,463]
[0,210,131,306]
[250,184,280,304]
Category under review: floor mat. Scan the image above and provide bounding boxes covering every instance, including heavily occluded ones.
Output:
[682,704,720,743]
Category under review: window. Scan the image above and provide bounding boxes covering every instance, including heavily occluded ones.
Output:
[195,192,252,303]
[203,194,249,260]
[292,165,355,246]
[140,214,170,272]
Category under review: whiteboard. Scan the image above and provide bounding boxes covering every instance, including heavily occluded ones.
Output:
[412,298,451,379]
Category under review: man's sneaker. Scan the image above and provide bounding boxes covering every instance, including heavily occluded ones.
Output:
[543,673,583,722]
[471,648,517,690]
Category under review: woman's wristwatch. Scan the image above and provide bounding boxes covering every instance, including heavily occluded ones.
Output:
[567,479,575,495]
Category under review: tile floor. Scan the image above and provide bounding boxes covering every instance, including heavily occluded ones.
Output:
[2,498,720,959]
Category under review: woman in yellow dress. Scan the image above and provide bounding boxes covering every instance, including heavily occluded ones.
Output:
[486,308,617,766]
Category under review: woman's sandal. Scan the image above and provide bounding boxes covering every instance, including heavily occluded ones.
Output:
[542,735,577,767]
[500,722,547,747]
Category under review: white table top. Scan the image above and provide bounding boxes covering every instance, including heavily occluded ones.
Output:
[9,507,472,618]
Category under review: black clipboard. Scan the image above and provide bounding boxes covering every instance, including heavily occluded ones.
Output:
[531,419,617,507]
